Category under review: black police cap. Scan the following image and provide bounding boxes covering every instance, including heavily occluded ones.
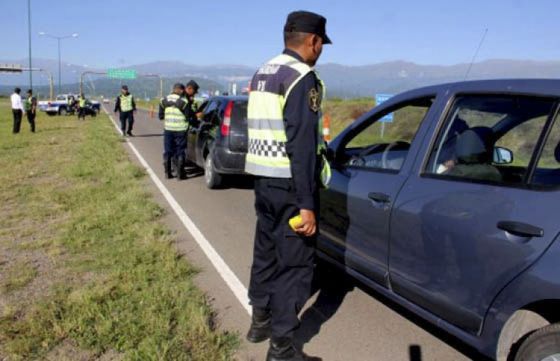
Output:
[284,10,332,44]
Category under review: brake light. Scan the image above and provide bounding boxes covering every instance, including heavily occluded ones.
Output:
[221,101,233,136]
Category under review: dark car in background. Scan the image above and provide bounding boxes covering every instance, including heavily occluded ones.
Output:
[186,96,248,188]
[319,79,560,361]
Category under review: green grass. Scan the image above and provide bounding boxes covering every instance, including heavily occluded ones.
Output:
[324,97,375,137]
[0,103,238,360]
[1,261,38,293]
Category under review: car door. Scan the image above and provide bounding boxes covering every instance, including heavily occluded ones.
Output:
[319,94,438,285]
[389,93,560,334]
[195,99,222,165]
[187,99,216,166]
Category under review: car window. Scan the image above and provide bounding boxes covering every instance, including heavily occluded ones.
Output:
[342,96,434,172]
[533,110,560,187]
[425,95,556,185]
[57,95,65,101]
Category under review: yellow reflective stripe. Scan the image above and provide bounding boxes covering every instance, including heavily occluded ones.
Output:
[247,128,288,142]
[246,153,290,168]
[248,92,284,119]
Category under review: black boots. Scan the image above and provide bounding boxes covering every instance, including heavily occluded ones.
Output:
[164,158,173,179]
[266,337,320,361]
[246,308,271,343]
[177,156,186,180]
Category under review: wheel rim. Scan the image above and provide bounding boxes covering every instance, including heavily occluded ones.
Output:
[205,156,213,184]
[542,354,560,361]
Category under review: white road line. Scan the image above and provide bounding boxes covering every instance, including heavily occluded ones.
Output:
[102,106,251,315]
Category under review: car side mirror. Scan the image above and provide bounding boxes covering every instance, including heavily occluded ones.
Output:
[493,147,513,164]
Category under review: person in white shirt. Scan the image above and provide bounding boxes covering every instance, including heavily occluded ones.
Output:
[10,88,24,134]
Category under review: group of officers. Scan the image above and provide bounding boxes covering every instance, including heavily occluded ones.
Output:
[8,9,328,360]
[152,10,331,361]
[10,87,94,135]
[111,80,202,180]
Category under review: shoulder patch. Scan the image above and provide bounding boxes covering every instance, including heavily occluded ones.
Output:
[308,88,321,113]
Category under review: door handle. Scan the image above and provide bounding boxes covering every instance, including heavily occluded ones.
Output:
[497,221,544,238]
[368,192,391,203]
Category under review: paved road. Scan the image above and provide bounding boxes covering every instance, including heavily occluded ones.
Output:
[105,104,488,361]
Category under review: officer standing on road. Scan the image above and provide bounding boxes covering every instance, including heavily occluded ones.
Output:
[114,85,136,136]
[10,87,24,134]
[245,10,331,361]
[158,83,194,180]
[24,89,37,133]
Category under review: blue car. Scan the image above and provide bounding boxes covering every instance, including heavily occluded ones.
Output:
[319,79,560,361]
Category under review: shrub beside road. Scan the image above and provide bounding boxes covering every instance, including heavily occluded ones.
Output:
[0,102,238,360]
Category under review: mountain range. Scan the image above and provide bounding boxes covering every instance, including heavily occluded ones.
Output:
[1,58,559,98]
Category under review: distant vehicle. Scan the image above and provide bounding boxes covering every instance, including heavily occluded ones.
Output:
[319,79,560,361]
[186,96,248,188]
[103,98,110,104]
[38,94,100,116]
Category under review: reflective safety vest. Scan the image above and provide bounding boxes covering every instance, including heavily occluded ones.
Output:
[161,94,189,132]
[78,97,86,107]
[24,96,32,111]
[119,94,134,112]
[245,53,331,187]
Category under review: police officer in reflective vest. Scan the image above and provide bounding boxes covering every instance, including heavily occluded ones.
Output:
[158,83,193,179]
[114,85,136,136]
[77,93,87,120]
[185,80,200,115]
[245,10,331,361]
[24,89,37,133]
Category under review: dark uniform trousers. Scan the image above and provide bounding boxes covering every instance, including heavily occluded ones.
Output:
[12,109,23,133]
[249,177,316,339]
[26,111,36,133]
[163,130,187,161]
[119,111,134,134]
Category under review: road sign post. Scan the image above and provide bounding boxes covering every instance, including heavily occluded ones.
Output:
[375,93,394,138]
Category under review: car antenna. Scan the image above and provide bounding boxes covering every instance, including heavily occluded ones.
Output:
[464,28,489,81]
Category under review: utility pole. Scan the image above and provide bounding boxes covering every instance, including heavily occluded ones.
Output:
[27,0,32,89]
[39,32,79,94]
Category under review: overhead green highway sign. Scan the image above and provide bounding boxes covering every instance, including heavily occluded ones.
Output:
[107,68,137,79]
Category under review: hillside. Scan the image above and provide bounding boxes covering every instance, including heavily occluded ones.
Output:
[2,58,560,98]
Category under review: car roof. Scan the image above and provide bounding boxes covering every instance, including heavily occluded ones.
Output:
[396,79,560,99]
[207,95,248,102]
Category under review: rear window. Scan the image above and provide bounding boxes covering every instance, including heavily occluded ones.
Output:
[232,101,247,122]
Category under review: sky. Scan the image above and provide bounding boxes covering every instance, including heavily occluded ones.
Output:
[1,0,559,69]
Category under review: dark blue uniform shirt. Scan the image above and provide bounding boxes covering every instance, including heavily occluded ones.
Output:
[283,49,321,211]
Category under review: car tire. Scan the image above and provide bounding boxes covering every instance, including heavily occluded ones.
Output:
[58,107,67,116]
[514,323,560,361]
[204,151,223,189]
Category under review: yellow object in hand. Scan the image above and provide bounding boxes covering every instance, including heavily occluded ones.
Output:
[289,215,303,231]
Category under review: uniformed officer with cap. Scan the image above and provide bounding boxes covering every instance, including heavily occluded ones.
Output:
[158,83,194,179]
[114,85,136,136]
[245,10,331,361]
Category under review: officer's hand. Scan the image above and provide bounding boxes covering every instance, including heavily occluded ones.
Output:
[296,209,316,237]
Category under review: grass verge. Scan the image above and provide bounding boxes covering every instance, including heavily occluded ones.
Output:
[0,102,238,360]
